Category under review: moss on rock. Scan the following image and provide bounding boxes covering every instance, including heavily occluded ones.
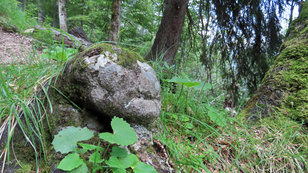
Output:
[70,43,144,71]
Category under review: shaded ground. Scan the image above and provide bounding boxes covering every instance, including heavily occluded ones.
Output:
[0,27,37,64]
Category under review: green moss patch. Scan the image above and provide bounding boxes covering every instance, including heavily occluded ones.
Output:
[68,43,144,74]
[279,44,308,123]
[82,43,144,68]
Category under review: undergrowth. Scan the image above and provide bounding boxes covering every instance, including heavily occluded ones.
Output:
[152,60,308,173]
[0,25,306,173]
[0,0,36,32]
[0,45,75,172]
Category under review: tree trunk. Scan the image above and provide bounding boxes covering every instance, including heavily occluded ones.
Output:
[52,0,58,27]
[288,0,295,28]
[146,0,188,65]
[58,0,67,32]
[109,0,122,45]
[240,1,308,124]
[37,0,45,23]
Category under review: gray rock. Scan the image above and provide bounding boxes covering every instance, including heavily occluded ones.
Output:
[130,125,174,173]
[58,43,161,127]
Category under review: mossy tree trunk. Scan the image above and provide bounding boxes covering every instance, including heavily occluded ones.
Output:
[240,1,308,124]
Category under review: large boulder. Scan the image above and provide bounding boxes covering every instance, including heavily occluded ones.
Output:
[57,43,161,127]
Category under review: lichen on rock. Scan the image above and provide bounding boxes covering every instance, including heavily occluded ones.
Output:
[56,43,161,127]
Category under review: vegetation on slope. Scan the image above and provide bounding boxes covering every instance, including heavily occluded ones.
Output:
[0,0,307,172]
[0,0,36,32]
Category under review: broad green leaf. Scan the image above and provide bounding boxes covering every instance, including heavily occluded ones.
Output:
[58,153,83,171]
[193,82,212,90]
[106,154,139,169]
[111,146,128,158]
[78,143,104,152]
[166,77,200,87]
[132,162,156,173]
[112,168,126,173]
[89,151,104,163]
[52,126,94,154]
[207,105,227,127]
[69,162,88,173]
[99,117,137,146]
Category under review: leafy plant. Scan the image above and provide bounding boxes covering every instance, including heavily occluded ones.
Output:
[52,117,156,173]
[41,46,77,62]
[165,75,229,127]
[52,126,94,154]
[99,117,137,146]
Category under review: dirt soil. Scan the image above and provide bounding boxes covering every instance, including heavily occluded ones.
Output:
[0,27,37,64]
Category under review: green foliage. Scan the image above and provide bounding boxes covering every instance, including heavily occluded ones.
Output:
[206,104,227,127]
[78,143,103,153]
[164,75,228,127]
[1,1,307,172]
[132,162,157,173]
[99,117,137,146]
[52,126,94,154]
[70,163,88,173]
[106,146,156,173]
[298,1,308,21]
[89,151,104,163]
[106,153,138,170]
[0,45,67,172]
[153,56,307,172]
[32,29,57,46]
[41,46,78,62]
[57,153,84,171]
[51,117,156,173]
[167,76,200,87]
[0,0,36,31]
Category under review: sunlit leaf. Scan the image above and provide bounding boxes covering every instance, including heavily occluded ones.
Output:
[52,126,94,154]
[132,162,157,173]
[69,162,88,173]
[106,154,139,169]
[193,82,212,90]
[166,76,200,87]
[57,153,83,171]
[99,117,137,146]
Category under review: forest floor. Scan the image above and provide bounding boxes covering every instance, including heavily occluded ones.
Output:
[0,27,37,64]
[0,26,307,173]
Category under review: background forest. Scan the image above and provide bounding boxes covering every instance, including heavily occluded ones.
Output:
[0,0,307,172]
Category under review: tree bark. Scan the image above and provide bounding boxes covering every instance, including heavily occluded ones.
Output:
[37,0,45,23]
[146,0,188,65]
[240,1,308,124]
[109,0,122,45]
[58,0,68,32]
[52,0,58,27]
